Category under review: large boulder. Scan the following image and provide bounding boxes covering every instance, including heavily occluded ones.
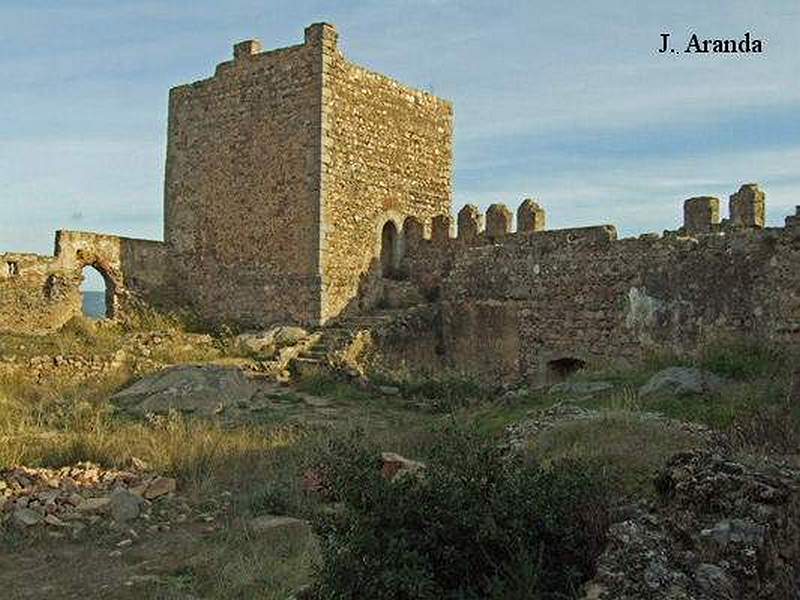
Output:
[111,365,259,417]
[639,367,726,397]
[236,326,308,356]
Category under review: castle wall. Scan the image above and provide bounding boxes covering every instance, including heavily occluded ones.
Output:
[163,30,327,327]
[0,231,173,334]
[398,197,800,383]
[320,36,453,321]
[0,252,78,335]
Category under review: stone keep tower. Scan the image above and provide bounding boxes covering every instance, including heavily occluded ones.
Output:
[164,23,453,327]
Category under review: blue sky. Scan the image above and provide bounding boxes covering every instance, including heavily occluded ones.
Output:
[2,1,799,289]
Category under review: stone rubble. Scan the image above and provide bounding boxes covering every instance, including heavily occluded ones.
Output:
[584,451,800,599]
[0,462,179,534]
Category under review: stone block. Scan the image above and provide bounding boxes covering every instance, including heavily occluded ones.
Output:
[517,198,545,233]
[457,204,482,242]
[486,203,512,239]
[683,196,720,234]
[233,39,262,59]
[729,183,765,229]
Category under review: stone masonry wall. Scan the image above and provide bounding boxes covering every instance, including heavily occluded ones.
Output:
[442,229,800,382]
[0,252,77,335]
[0,231,173,334]
[320,32,453,321]
[396,191,800,383]
[164,29,326,327]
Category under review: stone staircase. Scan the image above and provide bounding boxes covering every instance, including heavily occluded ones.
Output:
[289,309,406,379]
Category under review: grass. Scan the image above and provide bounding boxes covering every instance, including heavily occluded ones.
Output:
[1,331,799,597]
[697,335,791,381]
[182,528,319,599]
[0,314,254,371]
[0,317,125,360]
[295,375,373,403]
[526,411,706,497]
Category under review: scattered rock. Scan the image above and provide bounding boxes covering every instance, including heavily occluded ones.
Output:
[701,518,766,549]
[144,477,176,500]
[0,462,195,537]
[378,385,401,396]
[639,367,726,397]
[299,394,331,408]
[78,497,111,513]
[109,489,145,522]
[270,326,309,348]
[291,584,315,600]
[12,508,42,527]
[44,514,67,527]
[381,452,426,481]
[586,451,800,599]
[236,326,308,355]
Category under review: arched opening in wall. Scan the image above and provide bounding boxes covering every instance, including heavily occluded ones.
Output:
[380,220,400,279]
[80,265,115,319]
[547,357,586,380]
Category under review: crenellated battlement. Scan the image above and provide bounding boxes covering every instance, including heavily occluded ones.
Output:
[681,183,767,234]
[4,22,800,381]
[399,182,790,260]
[403,183,800,383]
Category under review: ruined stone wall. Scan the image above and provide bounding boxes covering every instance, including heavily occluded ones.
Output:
[164,30,326,327]
[0,231,173,334]
[0,252,78,335]
[395,193,800,383]
[438,228,800,382]
[320,34,453,321]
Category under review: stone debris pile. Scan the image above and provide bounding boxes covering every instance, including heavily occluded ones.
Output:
[1,462,177,532]
[584,451,800,599]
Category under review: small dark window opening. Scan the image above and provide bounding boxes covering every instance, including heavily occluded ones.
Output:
[7,261,19,276]
[547,357,586,379]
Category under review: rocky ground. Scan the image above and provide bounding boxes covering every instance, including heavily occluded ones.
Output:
[1,323,798,598]
[586,451,800,599]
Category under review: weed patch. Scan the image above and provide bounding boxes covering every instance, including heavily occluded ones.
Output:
[311,426,609,599]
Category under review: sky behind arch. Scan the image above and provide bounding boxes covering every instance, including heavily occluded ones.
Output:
[2,1,799,288]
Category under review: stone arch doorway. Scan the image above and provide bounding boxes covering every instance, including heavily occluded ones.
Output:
[80,264,117,319]
[380,220,400,278]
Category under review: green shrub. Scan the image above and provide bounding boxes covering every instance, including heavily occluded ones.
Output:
[698,336,788,380]
[244,480,296,516]
[382,374,487,413]
[311,426,609,599]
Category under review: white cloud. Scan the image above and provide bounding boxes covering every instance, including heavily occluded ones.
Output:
[1,0,798,254]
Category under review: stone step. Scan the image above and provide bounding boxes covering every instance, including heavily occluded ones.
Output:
[290,357,327,379]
